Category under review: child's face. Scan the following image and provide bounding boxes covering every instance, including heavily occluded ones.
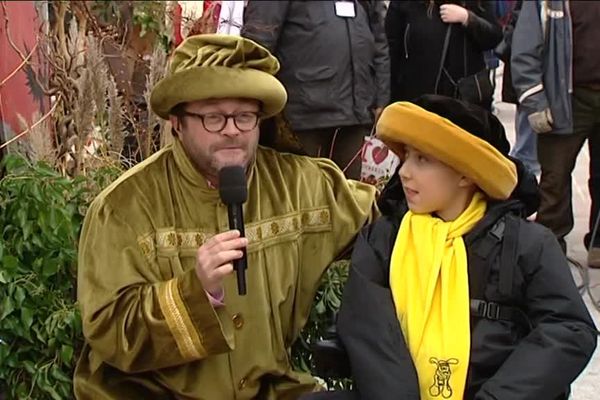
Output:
[398,146,474,220]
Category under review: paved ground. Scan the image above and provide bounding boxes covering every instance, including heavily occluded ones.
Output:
[493,69,599,399]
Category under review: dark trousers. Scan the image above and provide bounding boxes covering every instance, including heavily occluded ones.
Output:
[296,125,370,180]
[537,87,600,251]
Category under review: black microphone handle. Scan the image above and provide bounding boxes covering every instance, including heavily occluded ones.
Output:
[228,203,247,295]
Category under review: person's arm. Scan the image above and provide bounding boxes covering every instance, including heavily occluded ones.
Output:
[511,1,555,133]
[495,0,523,62]
[241,0,290,53]
[337,222,420,399]
[463,2,503,50]
[371,1,390,109]
[475,228,597,400]
[385,1,408,101]
[78,200,234,373]
[511,1,548,112]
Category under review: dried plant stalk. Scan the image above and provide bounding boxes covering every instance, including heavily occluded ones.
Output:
[14,112,57,166]
[87,35,110,116]
[107,75,125,156]
[144,45,168,150]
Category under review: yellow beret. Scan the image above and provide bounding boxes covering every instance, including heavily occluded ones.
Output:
[377,102,518,200]
[150,34,287,119]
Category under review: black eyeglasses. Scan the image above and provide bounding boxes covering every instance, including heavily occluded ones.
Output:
[180,110,261,133]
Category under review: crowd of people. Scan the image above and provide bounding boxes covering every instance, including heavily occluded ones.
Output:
[73,1,599,399]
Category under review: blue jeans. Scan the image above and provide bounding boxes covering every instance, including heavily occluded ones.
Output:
[510,105,540,175]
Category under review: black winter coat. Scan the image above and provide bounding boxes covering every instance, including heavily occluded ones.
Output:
[337,160,597,400]
[386,0,502,103]
[243,1,390,131]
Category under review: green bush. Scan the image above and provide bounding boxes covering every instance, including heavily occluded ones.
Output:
[0,154,120,399]
[291,260,352,390]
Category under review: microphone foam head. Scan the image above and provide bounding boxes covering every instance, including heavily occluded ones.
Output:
[218,166,248,204]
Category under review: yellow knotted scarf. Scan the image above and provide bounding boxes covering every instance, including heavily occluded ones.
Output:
[390,192,487,400]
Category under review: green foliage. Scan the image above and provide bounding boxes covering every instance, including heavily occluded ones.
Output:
[92,0,172,51]
[132,1,168,38]
[0,154,120,399]
[291,260,353,390]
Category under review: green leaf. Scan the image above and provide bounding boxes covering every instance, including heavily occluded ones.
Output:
[31,183,43,202]
[42,260,60,278]
[14,286,26,308]
[2,255,19,273]
[16,207,27,229]
[23,221,32,240]
[22,359,36,374]
[0,296,15,320]
[60,344,74,364]
[21,307,34,330]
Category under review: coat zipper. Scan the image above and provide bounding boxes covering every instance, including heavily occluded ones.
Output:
[403,23,410,59]
[345,19,358,115]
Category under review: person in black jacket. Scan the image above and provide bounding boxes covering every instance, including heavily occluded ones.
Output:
[386,1,502,109]
[243,1,390,180]
[336,95,597,400]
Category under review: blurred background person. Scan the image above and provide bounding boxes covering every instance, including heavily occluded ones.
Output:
[243,0,390,180]
[512,0,600,267]
[386,0,502,110]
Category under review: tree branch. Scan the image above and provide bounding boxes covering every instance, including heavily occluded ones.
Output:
[0,94,62,150]
[1,1,28,61]
[0,41,39,88]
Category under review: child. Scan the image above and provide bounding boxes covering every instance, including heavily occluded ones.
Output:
[336,95,597,400]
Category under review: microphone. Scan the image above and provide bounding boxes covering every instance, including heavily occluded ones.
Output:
[218,166,248,295]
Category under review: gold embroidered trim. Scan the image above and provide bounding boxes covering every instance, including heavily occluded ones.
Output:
[301,207,332,230]
[246,214,298,243]
[157,279,206,361]
[138,234,156,262]
[156,231,210,249]
[138,207,331,253]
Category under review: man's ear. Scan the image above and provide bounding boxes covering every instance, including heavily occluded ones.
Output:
[169,115,181,134]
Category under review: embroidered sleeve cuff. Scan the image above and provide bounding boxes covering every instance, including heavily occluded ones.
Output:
[157,269,233,362]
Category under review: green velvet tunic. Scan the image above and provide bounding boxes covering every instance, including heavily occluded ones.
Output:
[74,138,377,399]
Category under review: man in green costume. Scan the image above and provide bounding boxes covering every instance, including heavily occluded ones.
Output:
[74,34,378,399]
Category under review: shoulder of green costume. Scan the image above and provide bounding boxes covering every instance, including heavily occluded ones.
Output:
[89,146,173,213]
[256,145,343,179]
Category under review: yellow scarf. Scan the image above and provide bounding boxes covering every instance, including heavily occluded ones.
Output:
[390,192,487,400]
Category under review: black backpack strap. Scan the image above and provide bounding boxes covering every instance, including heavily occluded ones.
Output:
[469,217,505,300]
[470,299,517,321]
[434,25,452,95]
[499,215,520,298]
[470,298,533,330]
[469,215,533,329]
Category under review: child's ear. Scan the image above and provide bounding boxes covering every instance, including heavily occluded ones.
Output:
[458,176,475,189]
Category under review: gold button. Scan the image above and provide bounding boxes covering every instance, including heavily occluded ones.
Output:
[232,313,244,329]
[238,378,247,390]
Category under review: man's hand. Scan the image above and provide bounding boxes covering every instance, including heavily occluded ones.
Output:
[440,4,470,26]
[196,230,247,295]
[528,108,554,134]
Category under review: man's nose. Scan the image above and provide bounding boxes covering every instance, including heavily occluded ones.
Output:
[220,117,241,137]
